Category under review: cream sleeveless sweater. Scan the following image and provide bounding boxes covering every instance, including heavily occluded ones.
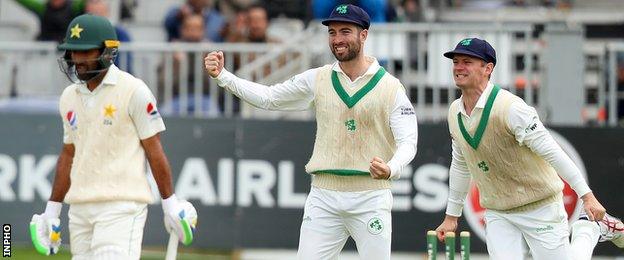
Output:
[448,86,563,212]
[60,72,153,204]
[305,64,403,191]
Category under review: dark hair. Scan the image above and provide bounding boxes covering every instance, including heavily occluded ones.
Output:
[247,2,267,12]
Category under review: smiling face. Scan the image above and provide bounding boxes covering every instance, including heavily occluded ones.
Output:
[452,54,494,89]
[327,22,367,62]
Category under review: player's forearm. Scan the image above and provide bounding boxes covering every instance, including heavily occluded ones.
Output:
[142,136,174,199]
[146,151,174,199]
[549,154,590,197]
[445,143,471,217]
[214,69,280,109]
[214,69,313,111]
[49,145,74,202]
[528,133,591,197]
[150,163,174,199]
[387,143,416,179]
[446,169,470,217]
[387,91,418,179]
[508,102,592,197]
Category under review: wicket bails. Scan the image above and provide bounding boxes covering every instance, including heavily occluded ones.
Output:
[426,230,471,260]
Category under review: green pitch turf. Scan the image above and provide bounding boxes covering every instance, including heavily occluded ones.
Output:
[7,245,232,260]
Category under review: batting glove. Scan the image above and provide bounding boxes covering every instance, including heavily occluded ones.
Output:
[162,194,198,246]
[29,201,63,255]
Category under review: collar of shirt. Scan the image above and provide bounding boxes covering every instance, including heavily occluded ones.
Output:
[331,56,381,86]
[76,65,120,95]
[458,81,494,117]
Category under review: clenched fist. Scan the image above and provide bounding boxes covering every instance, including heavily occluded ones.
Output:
[205,51,224,78]
[434,215,459,242]
[369,157,391,179]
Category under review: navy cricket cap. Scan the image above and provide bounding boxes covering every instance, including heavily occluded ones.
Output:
[444,38,497,66]
[321,4,371,30]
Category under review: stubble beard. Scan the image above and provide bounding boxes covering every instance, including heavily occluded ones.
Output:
[332,39,361,62]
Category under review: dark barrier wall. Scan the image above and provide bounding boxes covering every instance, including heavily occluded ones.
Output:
[0,114,622,255]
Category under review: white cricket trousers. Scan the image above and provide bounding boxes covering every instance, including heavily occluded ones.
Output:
[485,200,602,260]
[484,200,571,260]
[297,187,393,260]
[68,201,148,260]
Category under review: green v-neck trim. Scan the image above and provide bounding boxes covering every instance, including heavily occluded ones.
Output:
[331,67,386,109]
[457,85,501,150]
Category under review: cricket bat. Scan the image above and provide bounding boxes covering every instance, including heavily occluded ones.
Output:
[165,233,179,260]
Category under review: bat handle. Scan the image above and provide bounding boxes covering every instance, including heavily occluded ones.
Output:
[165,233,179,260]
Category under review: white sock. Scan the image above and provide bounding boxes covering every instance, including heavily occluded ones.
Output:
[569,219,600,260]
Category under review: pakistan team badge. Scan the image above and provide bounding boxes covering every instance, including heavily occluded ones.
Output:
[103,103,116,125]
[478,160,489,172]
[345,119,356,132]
[70,24,83,38]
[367,217,384,235]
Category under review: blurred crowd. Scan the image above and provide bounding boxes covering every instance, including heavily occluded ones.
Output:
[12,0,584,45]
[11,0,435,114]
[11,0,622,119]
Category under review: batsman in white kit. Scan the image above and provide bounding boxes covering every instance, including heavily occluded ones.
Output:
[435,37,623,259]
[205,4,418,259]
[28,14,198,259]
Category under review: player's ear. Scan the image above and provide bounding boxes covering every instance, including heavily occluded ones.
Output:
[360,28,368,42]
[485,62,494,75]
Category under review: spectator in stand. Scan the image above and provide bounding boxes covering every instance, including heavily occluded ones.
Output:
[85,0,132,72]
[224,4,279,64]
[224,4,278,44]
[223,6,249,43]
[394,0,423,22]
[393,0,422,70]
[14,0,85,42]
[221,4,282,112]
[228,4,282,77]
[542,0,572,8]
[164,0,226,42]
[178,14,206,43]
[159,14,217,114]
[247,4,279,43]
[119,0,136,21]
[508,0,526,6]
[224,4,280,43]
[312,0,388,22]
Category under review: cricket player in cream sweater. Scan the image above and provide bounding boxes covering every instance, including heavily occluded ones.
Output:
[205,4,417,259]
[435,38,623,259]
[29,14,197,259]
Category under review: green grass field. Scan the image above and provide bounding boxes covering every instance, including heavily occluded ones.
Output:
[7,245,233,260]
